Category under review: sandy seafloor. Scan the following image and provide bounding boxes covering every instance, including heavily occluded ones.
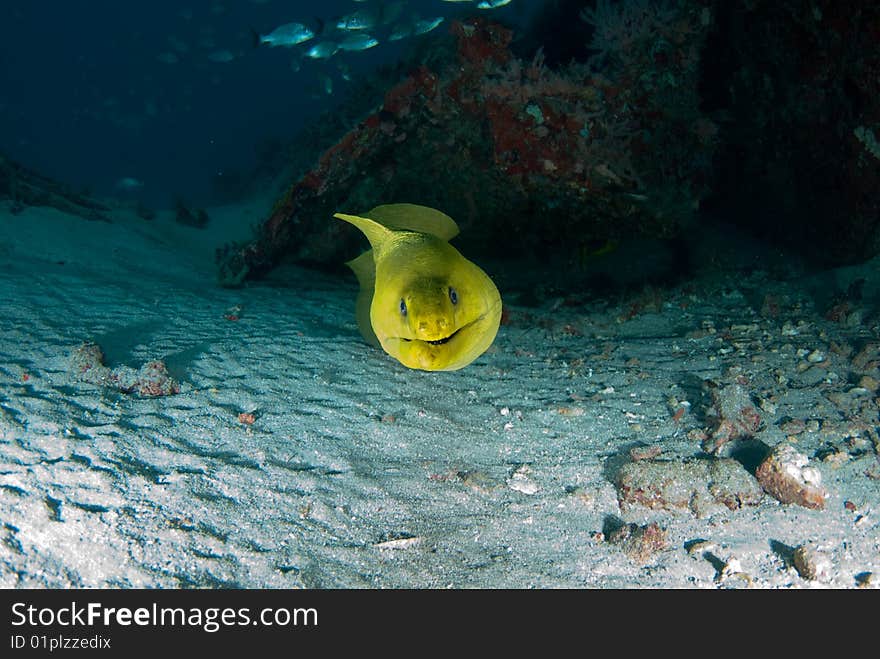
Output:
[1,199,878,589]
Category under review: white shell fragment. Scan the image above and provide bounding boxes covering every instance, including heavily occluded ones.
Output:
[507,466,540,495]
[374,536,422,550]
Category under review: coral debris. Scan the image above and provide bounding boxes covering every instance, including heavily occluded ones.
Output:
[71,341,180,397]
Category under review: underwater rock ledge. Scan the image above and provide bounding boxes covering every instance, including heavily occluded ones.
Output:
[216,10,716,287]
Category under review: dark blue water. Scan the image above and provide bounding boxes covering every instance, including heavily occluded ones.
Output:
[0,0,539,209]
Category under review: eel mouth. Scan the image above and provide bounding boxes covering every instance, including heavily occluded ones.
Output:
[426,328,460,345]
[400,320,477,346]
[401,327,460,346]
[396,313,487,347]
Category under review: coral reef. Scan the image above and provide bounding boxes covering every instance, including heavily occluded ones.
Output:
[217,6,715,286]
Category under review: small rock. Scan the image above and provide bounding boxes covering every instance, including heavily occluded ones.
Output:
[115,360,180,397]
[607,522,667,564]
[717,556,752,587]
[755,444,828,509]
[855,572,876,588]
[507,466,540,495]
[557,406,585,416]
[71,341,111,384]
[821,450,849,467]
[702,381,762,454]
[793,365,827,387]
[174,200,210,228]
[458,470,500,493]
[686,539,718,557]
[792,542,833,582]
[778,418,806,435]
[852,342,880,373]
[565,486,594,506]
[859,375,879,392]
[844,309,863,327]
[807,349,825,363]
[719,556,744,579]
[615,457,764,516]
[629,445,662,461]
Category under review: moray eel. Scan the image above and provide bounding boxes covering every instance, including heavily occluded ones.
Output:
[335,203,502,371]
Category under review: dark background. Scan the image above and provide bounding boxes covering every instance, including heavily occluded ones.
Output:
[0,1,541,208]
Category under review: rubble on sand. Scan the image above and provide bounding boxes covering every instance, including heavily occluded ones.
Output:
[702,379,763,455]
[606,521,668,564]
[70,341,180,397]
[615,456,765,517]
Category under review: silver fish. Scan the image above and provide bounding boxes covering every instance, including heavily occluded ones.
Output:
[412,17,444,35]
[336,9,377,31]
[116,177,144,192]
[338,33,379,51]
[254,21,317,47]
[304,41,339,59]
[477,0,512,8]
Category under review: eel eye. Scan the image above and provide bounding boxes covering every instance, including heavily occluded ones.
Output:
[399,298,407,316]
[449,287,458,305]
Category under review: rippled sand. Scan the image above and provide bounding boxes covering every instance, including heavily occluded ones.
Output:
[2,203,878,588]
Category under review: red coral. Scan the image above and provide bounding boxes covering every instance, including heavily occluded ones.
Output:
[483,98,578,180]
[383,67,438,118]
[384,77,418,117]
[412,66,439,98]
[452,18,512,67]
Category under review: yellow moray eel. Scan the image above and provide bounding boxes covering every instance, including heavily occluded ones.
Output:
[335,203,502,371]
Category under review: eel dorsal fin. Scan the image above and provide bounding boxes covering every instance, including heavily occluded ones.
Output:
[366,203,459,241]
[334,213,391,251]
